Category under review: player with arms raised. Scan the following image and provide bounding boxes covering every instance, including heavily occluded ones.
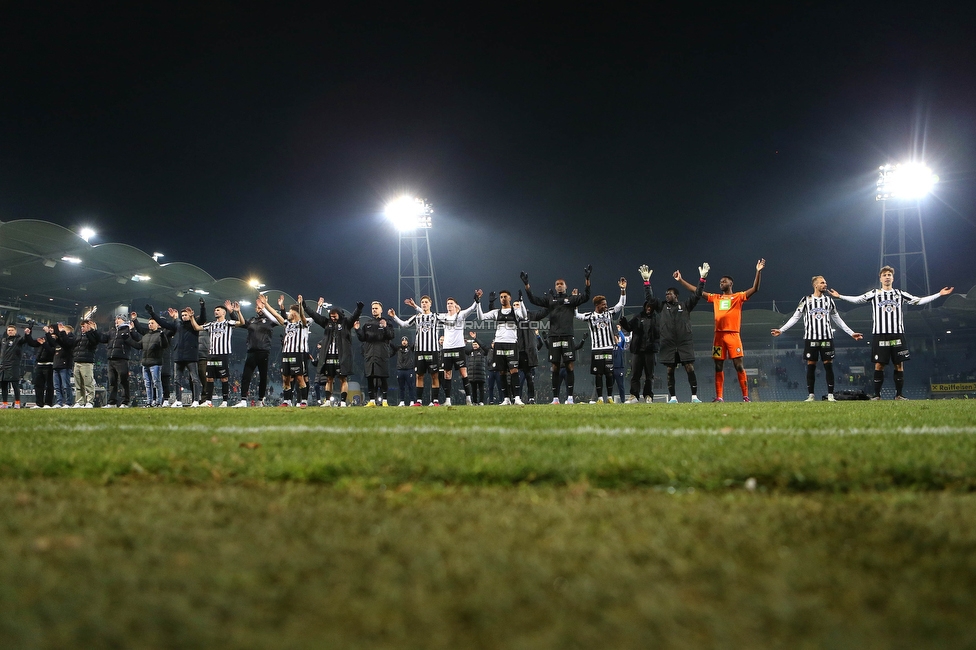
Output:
[679,258,765,402]
[829,265,952,400]
[772,275,863,402]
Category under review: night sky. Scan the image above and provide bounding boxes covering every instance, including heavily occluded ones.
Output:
[2,4,974,312]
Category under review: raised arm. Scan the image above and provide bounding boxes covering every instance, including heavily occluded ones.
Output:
[676,262,711,297]
[827,288,873,304]
[743,258,765,299]
[343,301,365,328]
[387,309,414,328]
[263,301,287,326]
[303,299,331,327]
[520,272,549,308]
[610,277,627,313]
[906,287,955,306]
[129,312,148,335]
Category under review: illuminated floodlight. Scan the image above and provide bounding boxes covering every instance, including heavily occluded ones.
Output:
[61,256,83,264]
[385,196,433,231]
[248,278,265,289]
[79,227,96,243]
[191,288,210,295]
[131,274,151,282]
[876,163,939,201]
[152,252,164,262]
[239,300,252,307]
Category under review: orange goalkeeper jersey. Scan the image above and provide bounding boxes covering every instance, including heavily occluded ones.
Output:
[706,292,748,332]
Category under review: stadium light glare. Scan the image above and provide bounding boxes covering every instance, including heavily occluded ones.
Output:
[79,227,96,243]
[61,256,83,264]
[131,274,151,282]
[152,252,164,262]
[876,163,939,201]
[385,196,432,231]
[239,300,252,307]
[248,279,265,289]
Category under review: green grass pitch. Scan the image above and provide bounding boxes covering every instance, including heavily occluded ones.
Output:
[2,401,975,648]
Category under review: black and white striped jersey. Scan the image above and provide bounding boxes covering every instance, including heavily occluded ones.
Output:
[433,301,478,349]
[575,294,626,350]
[777,295,855,340]
[282,321,309,354]
[203,319,238,355]
[835,289,941,335]
[391,312,440,352]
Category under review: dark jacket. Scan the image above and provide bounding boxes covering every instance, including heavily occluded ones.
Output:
[143,307,179,370]
[517,307,548,368]
[465,337,488,383]
[196,301,210,360]
[242,311,277,352]
[167,316,201,363]
[525,285,590,337]
[72,327,102,364]
[619,282,659,354]
[51,328,76,370]
[396,340,415,371]
[25,331,56,365]
[655,279,704,358]
[306,301,363,375]
[0,332,29,381]
[101,324,132,360]
[356,315,394,378]
[126,328,169,367]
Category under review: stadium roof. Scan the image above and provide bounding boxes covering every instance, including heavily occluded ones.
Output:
[0,219,299,322]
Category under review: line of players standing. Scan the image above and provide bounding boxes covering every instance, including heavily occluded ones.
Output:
[0,260,953,408]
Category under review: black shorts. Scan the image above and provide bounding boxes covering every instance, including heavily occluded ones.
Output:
[590,351,614,375]
[441,347,466,372]
[281,354,307,377]
[323,356,341,378]
[804,340,836,362]
[415,352,440,375]
[207,354,230,380]
[549,335,575,363]
[491,343,519,371]
[872,335,910,365]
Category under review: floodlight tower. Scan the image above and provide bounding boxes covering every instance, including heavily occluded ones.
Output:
[386,196,438,310]
[876,163,937,297]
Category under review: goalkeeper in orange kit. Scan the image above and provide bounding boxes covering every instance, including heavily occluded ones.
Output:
[678,258,765,402]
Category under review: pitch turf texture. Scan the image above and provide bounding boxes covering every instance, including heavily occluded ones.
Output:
[2,402,975,649]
